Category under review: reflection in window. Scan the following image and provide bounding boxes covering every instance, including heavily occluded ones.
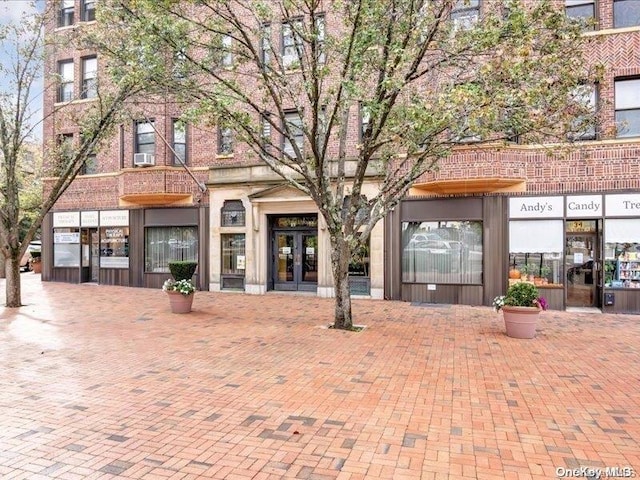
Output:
[145,226,197,273]
[402,221,483,284]
[509,220,564,285]
[615,77,640,138]
[614,0,640,28]
[54,228,80,267]
[565,0,596,29]
[221,234,245,290]
[100,227,129,268]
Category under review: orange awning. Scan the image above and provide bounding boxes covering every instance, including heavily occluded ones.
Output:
[119,193,193,207]
[410,177,526,195]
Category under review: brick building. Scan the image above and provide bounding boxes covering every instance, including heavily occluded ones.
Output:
[42,1,640,312]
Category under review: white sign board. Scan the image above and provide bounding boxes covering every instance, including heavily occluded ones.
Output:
[53,211,80,227]
[566,195,603,218]
[509,196,564,219]
[54,232,80,244]
[100,210,129,226]
[605,194,640,217]
[81,211,99,227]
[237,255,246,270]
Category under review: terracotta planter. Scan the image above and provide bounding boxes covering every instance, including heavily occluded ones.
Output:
[32,261,42,274]
[502,305,540,339]
[166,291,194,314]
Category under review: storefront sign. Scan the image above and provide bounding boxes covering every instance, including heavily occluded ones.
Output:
[508,197,563,219]
[566,195,603,218]
[100,210,129,226]
[81,211,99,227]
[605,194,640,217]
[53,211,80,227]
[54,232,80,243]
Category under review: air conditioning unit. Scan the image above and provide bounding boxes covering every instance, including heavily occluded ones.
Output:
[133,153,155,167]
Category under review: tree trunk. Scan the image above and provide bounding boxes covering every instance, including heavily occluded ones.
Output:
[0,254,5,279]
[5,256,22,307]
[330,235,353,330]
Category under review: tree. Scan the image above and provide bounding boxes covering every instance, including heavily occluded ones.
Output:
[99,0,598,328]
[0,3,140,307]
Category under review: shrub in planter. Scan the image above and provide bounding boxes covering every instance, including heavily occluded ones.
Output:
[168,261,198,281]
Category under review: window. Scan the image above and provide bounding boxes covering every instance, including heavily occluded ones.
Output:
[53,228,80,267]
[260,23,271,69]
[604,219,640,288]
[261,112,272,155]
[451,0,479,31]
[282,18,303,69]
[565,0,596,29]
[55,133,73,175]
[360,104,371,142]
[81,154,98,175]
[172,120,187,164]
[135,121,155,155]
[569,84,597,141]
[508,220,563,285]
[615,78,640,138]
[221,200,246,226]
[222,34,233,68]
[81,0,95,22]
[81,56,97,99]
[221,234,246,290]
[218,126,234,155]
[58,60,74,102]
[349,240,371,295]
[100,227,129,268]
[314,15,325,64]
[614,0,640,28]
[145,226,198,273]
[402,221,483,284]
[58,0,74,27]
[283,110,303,156]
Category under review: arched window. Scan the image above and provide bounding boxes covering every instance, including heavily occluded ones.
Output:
[221,200,245,226]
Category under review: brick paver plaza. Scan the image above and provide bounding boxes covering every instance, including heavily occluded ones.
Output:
[1,274,639,479]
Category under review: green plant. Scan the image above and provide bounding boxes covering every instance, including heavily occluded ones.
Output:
[504,282,541,308]
[162,278,196,295]
[520,264,537,276]
[29,250,41,263]
[168,261,197,281]
[539,265,551,278]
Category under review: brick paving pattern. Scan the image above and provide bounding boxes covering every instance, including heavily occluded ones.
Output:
[1,274,639,479]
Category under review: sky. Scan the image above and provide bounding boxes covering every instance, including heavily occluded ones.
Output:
[0,0,45,141]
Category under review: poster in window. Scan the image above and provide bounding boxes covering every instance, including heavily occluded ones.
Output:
[237,255,245,270]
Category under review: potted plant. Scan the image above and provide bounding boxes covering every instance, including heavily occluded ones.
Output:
[29,251,42,274]
[519,263,536,282]
[494,282,547,339]
[163,261,198,313]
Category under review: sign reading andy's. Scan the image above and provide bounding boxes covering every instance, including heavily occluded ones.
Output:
[566,195,603,218]
[509,196,563,219]
[605,194,640,217]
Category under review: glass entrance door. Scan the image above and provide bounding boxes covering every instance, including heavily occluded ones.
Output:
[81,228,99,283]
[565,233,597,307]
[273,231,318,291]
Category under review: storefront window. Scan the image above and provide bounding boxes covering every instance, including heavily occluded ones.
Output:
[100,227,129,268]
[402,221,482,284]
[145,226,197,273]
[604,219,640,288]
[349,240,370,295]
[221,234,245,289]
[509,220,563,285]
[53,228,80,267]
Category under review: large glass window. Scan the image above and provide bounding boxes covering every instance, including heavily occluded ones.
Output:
[569,84,597,141]
[218,126,234,155]
[81,0,95,22]
[100,227,129,268]
[614,0,640,28]
[221,200,246,226]
[135,121,155,155]
[282,19,303,69]
[145,226,198,273]
[58,60,74,102]
[509,220,563,285]
[402,221,483,284]
[615,78,640,138]
[172,119,187,165]
[54,228,80,267]
[221,234,245,289]
[604,219,640,288]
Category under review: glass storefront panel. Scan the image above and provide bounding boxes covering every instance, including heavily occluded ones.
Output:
[100,227,129,268]
[508,220,564,286]
[604,219,640,288]
[145,226,197,273]
[53,228,80,267]
[402,221,483,284]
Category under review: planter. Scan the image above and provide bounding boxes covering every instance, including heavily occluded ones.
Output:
[166,291,194,314]
[32,261,42,274]
[502,305,540,339]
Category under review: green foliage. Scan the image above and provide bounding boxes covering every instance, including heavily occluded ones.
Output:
[168,261,198,281]
[504,282,540,308]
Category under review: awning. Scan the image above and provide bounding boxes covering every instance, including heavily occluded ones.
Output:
[410,177,526,195]
[119,193,193,207]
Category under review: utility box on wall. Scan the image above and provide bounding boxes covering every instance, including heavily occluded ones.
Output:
[604,292,615,306]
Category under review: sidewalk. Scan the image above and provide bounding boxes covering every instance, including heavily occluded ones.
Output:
[1,273,639,479]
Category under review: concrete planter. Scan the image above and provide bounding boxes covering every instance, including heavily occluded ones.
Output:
[166,291,194,314]
[502,305,540,339]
